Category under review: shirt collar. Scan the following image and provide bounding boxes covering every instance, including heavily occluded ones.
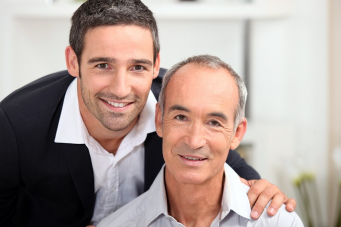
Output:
[55,78,157,144]
[55,78,84,144]
[144,163,252,225]
[145,165,169,224]
[221,163,252,221]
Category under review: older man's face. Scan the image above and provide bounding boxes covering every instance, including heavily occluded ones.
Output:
[155,63,246,185]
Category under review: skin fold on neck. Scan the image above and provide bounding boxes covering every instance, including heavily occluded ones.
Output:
[165,168,225,227]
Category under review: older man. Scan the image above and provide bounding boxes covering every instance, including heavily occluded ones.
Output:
[98,55,303,227]
[0,0,296,226]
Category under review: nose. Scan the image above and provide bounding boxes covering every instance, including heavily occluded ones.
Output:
[110,69,131,98]
[184,122,207,150]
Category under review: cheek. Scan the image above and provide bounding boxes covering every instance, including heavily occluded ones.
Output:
[162,124,185,156]
[132,80,152,97]
[162,131,179,154]
[209,134,231,158]
[81,77,105,93]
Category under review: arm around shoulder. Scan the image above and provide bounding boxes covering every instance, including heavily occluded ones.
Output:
[0,107,20,226]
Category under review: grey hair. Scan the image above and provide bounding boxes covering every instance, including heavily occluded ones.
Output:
[69,0,160,64]
[158,55,248,130]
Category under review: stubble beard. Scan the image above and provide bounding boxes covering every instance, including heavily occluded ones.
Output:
[79,79,144,132]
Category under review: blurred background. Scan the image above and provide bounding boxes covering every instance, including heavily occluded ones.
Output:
[0,0,340,226]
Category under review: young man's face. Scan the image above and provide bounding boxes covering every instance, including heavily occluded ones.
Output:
[74,25,159,132]
[156,63,246,185]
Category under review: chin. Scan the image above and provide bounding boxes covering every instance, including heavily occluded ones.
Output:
[175,172,208,185]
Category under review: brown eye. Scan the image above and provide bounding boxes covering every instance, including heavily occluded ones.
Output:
[96,63,109,69]
[175,115,187,121]
[208,121,221,127]
[132,65,145,71]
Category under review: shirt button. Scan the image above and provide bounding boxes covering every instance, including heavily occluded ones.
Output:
[111,187,116,192]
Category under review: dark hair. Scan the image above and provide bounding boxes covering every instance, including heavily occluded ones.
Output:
[69,0,160,64]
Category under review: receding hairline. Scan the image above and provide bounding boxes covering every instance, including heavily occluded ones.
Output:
[167,62,237,87]
[163,62,240,105]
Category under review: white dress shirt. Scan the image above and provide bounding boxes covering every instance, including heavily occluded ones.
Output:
[54,78,157,225]
[98,163,304,227]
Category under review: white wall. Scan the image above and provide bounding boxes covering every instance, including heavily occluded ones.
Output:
[0,0,331,226]
[329,0,341,224]
[249,1,329,225]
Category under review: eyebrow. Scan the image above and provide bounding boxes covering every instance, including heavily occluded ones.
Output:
[87,57,153,66]
[130,59,153,66]
[207,112,228,121]
[168,105,228,121]
[168,104,190,113]
[88,57,116,64]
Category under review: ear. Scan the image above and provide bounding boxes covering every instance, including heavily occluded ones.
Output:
[65,46,79,78]
[155,103,163,138]
[153,53,161,79]
[230,117,247,150]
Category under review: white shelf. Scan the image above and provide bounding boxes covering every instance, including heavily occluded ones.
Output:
[150,2,291,20]
[5,1,291,20]
[5,3,81,19]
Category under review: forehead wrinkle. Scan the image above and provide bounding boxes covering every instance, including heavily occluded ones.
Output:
[209,91,238,116]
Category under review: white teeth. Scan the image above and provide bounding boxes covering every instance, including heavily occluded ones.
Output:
[106,101,128,108]
[183,156,204,161]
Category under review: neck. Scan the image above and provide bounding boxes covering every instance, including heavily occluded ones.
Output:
[165,168,225,227]
[82,112,137,154]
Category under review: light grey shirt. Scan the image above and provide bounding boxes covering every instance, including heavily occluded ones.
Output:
[98,163,304,227]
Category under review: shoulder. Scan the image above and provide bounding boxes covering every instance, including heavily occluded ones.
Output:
[250,204,304,227]
[1,70,73,104]
[151,67,167,101]
[98,191,150,227]
[0,70,74,123]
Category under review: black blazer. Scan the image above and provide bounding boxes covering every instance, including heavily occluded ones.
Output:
[0,70,259,227]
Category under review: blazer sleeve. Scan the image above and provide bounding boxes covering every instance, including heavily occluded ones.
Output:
[226,150,260,180]
[0,107,20,226]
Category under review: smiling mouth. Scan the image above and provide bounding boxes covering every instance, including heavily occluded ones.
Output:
[179,155,207,161]
[103,99,131,108]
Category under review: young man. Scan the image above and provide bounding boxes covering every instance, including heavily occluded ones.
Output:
[0,0,295,226]
[98,55,303,227]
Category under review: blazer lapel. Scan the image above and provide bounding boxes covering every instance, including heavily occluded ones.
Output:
[60,143,95,215]
[144,132,164,191]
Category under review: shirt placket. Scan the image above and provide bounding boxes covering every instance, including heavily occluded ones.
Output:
[103,163,119,217]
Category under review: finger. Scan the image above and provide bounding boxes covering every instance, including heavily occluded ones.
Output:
[266,192,287,216]
[247,179,259,187]
[250,184,281,219]
[247,179,269,208]
[284,198,297,212]
[240,177,249,186]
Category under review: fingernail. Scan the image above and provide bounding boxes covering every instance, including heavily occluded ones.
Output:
[269,207,275,215]
[287,204,293,212]
[251,211,259,219]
